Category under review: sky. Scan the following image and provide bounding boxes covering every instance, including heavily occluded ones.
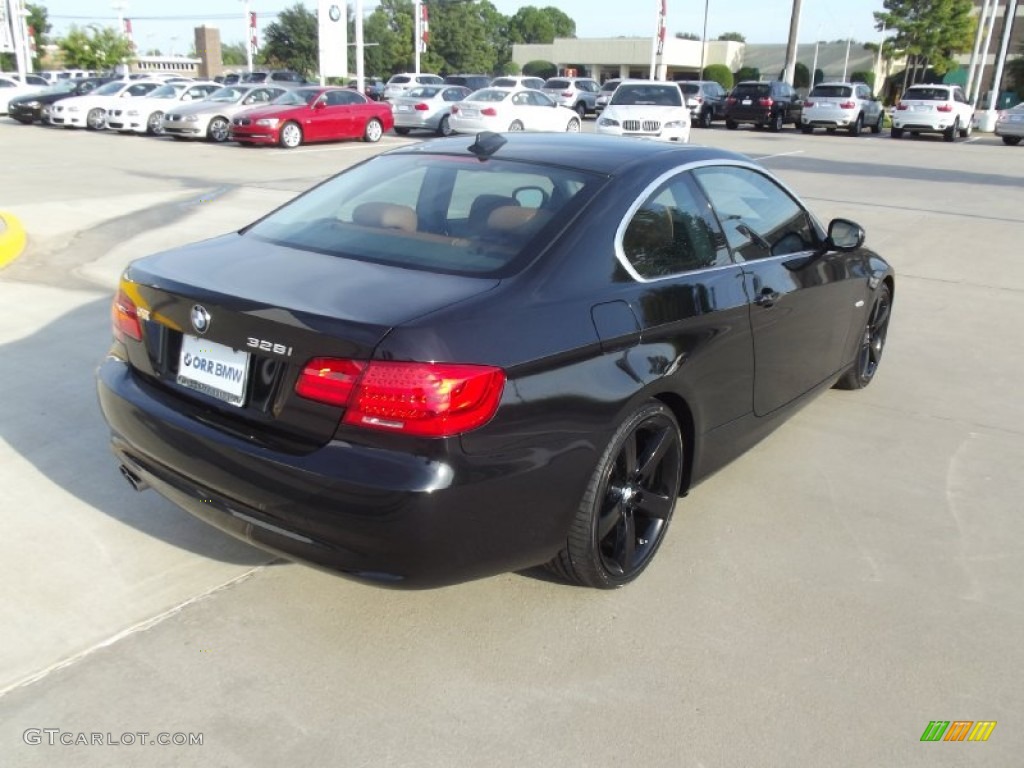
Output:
[36,1,886,58]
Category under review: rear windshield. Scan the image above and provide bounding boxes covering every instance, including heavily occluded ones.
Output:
[417,75,444,84]
[407,86,441,98]
[810,85,853,98]
[611,84,682,107]
[600,80,621,93]
[389,76,411,85]
[733,83,770,97]
[490,78,517,88]
[680,83,700,95]
[544,79,571,89]
[904,87,950,101]
[245,153,604,278]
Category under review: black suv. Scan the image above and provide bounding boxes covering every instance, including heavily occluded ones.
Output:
[678,80,728,128]
[724,80,802,132]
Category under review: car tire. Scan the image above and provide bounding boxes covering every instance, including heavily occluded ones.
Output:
[547,401,684,589]
[944,118,958,142]
[207,117,230,142]
[508,120,524,132]
[725,118,737,130]
[574,102,586,119]
[849,114,862,136]
[565,117,581,133]
[959,116,972,138]
[872,112,884,134]
[363,118,383,143]
[86,108,105,130]
[801,124,814,134]
[146,111,164,136]
[699,109,712,128]
[280,121,303,148]
[437,115,454,137]
[890,127,903,139]
[394,126,410,136]
[769,112,784,132]
[835,283,891,390]
[1003,136,1022,146]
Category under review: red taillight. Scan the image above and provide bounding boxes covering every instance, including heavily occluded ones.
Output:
[295,359,505,437]
[451,105,459,114]
[896,102,909,111]
[112,288,142,342]
[803,100,815,107]
[726,96,736,105]
[481,107,497,116]
[936,103,953,112]
[296,358,366,407]
[759,97,773,107]
[694,96,703,104]
[839,100,856,109]
[414,102,429,111]
[561,90,572,97]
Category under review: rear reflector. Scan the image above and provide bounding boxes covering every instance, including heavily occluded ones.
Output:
[112,288,142,342]
[296,359,505,437]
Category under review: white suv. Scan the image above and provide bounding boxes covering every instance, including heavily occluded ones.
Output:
[383,73,443,101]
[891,84,974,142]
[801,82,883,136]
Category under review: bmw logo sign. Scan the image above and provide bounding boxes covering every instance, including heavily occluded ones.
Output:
[329,4,341,22]
[191,305,211,335]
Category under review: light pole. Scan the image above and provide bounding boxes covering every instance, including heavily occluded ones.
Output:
[699,0,709,79]
[782,0,802,85]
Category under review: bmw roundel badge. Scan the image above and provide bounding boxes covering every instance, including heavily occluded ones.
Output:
[191,305,211,335]
[329,4,341,22]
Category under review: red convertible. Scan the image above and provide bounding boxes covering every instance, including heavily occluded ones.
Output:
[230,86,394,148]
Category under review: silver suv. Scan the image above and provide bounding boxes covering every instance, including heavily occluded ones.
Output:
[541,77,601,117]
[383,73,444,101]
[891,84,974,142]
[801,82,883,136]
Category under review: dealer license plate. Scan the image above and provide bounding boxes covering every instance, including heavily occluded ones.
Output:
[176,335,250,407]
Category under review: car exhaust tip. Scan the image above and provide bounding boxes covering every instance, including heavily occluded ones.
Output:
[119,464,149,493]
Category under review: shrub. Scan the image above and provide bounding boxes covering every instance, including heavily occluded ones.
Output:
[703,63,733,90]
[850,70,876,89]
[522,60,557,79]
[734,66,759,83]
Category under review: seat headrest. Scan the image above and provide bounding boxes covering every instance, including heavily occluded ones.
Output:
[352,202,417,233]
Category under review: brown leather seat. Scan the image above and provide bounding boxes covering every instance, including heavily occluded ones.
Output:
[352,202,418,233]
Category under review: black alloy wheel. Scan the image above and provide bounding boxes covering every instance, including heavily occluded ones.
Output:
[699,109,712,128]
[849,114,862,136]
[770,111,784,132]
[944,118,959,142]
[548,401,684,588]
[836,284,891,390]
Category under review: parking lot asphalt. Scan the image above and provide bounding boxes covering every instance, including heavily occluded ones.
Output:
[1,119,1022,767]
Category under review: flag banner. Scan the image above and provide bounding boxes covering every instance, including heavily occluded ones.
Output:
[420,3,429,53]
[318,1,348,78]
[656,0,667,55]
[249,11,259,55]
[1,3,14,54]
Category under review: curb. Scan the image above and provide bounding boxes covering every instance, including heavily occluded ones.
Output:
[0,210,27,269]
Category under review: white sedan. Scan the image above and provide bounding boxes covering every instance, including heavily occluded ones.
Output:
[449,88,581,134]
[105,81,220,135]
[596,81,691,143]
[48,80,162,129]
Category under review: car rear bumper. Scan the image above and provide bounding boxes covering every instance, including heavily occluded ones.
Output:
[891,116,957,132]
[97,357,580,588]
[393,114,439,130]
[801,109,858,128]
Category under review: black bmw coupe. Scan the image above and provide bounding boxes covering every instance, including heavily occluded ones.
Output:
[97,133,893,589]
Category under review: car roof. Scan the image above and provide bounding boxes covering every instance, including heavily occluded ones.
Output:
[389,133,749,177]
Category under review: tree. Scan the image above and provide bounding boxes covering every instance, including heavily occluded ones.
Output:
[58,25,134,70]
[425,0,510,74]
[675,32,700,41]
[522,59,557,79]
[735,66,760,82]
[262,3,318,77]
[221,41,250,67]
[27,3,50,68]
[850,70,876,88]
[793,62,810,89]
[363,0,416,75]
[874,0,975,85]
[717,32,746,43]
[507,6,575,44]
[703,63,733,90]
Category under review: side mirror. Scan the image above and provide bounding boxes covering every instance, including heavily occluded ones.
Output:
[826,218,865,251]
[314,99,326,110]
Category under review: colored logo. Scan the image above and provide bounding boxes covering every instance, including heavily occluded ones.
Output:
[190,304,210,335]
[329,5,341,22]
[920,721,996,742]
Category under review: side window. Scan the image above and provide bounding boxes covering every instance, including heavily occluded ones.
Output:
[620,173,731,279]
[692,166,817,262]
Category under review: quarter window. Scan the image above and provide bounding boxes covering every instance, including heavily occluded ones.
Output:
[621,174,730,278]
[693,166,817,261]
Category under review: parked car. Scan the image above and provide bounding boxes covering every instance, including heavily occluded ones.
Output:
[891,84,974,142]
[449,87,581,134]
[0,74,42,115]
[48,80,162,129]
[6,78,111,124]
[596,80,690,142]
[3,72,49,87]
[105,81,220,135]
[595,78,622,114]
[221,73,242,85]
[230,86,394,147]
[801,82,883,136]
[241,70,307,85]
[391,84,470,137]
[161,85,288,142]
[724,80,802,132]
[541,76,601,117]
[678,80,728,128]
[383,73,444,101]
[98,133,894,589]
[358,77,386,101]
[490,75,546,91]
[994,102,1024,145]
[444,74,491,91]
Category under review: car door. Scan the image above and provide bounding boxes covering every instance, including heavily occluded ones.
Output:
[856,84,879,124]
[529,90,565,130]
[692,165,862,416]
